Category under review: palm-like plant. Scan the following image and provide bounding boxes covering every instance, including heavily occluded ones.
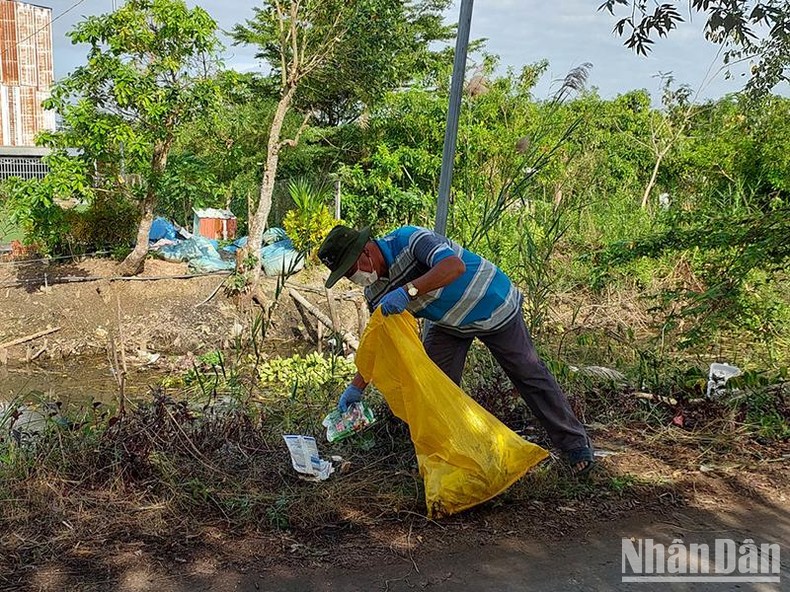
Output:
[288,178,330,215]
[283,178,339,258]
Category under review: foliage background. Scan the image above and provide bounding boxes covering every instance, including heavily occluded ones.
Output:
[0,0,787,378]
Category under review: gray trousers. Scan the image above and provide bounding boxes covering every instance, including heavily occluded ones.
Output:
[423,314,590,452]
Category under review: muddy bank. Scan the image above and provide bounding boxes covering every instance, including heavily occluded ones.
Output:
[0,258,247,359]
[0,257,364,407]
[3,257,355,350]
[0,258,242,407]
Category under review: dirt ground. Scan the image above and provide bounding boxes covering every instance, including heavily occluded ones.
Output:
[2,256,788,591]
[0,255,360,371]
[14,426,789,591]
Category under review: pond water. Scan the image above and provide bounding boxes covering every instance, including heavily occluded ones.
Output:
[0,356,169,406]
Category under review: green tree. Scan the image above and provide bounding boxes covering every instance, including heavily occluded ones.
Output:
[42,0,222,275]
[600,0,790,95]
[3,152,93,253]
[164,73,337,234]
[336,59,599,334]
[336,81,448,230]
[633,77,695,209]
[592,94,789,346]
[156,72,267,230]
[295,0,454,126]
[595,2,790,346]
[230,0,452,287]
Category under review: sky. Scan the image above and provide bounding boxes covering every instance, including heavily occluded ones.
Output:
[33,0,782,103]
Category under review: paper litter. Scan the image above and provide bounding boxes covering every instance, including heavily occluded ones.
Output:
[283,435,334,481]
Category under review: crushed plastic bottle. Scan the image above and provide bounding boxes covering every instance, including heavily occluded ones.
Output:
[706,363,742,398]
[322,402,376,443]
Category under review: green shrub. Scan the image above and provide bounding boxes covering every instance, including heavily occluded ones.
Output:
[283,205,339,256]
[2,177,69,254]
[63,197,139,253]
[281,178,340,258]
[258,352,356,393]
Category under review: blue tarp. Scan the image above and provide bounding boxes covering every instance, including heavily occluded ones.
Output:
[261,239,304,276]
[149,217,177,242]
[221,238,244,254]
[222,227,288,254]
[159,236,220,262]
[151,222,302,277]
[218,237,305,276]
[188,257,236,273]
[264,227,289,245]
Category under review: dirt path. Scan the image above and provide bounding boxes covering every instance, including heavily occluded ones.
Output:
[230,504,789,592]
[18,436,788,592]
[7,422,788,592]
[24,494,786,592]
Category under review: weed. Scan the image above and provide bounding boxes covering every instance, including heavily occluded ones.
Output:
[267,496,291,530]
[609,474,637,494]
[110,244,132,261]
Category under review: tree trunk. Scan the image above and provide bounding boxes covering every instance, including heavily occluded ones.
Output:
[641,146,669,210]
[119,140,171,276]
[334,178,341,219]
[118,196,156,276]
[242,85,296,286]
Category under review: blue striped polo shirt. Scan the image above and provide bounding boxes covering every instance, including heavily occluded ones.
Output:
[365,226,522,335]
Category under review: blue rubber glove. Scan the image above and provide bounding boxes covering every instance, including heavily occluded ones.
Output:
[338,384,364,412]
[379,287,410,316]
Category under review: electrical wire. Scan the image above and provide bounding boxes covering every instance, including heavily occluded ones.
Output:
[0,250,113,267]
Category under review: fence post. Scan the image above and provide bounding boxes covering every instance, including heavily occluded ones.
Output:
[334,179,341,220]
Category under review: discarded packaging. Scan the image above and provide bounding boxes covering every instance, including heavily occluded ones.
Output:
[706,363,741,398]
[283,435,334,481]
[322,402,376,443]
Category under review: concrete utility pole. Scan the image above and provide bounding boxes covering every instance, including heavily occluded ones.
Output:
[434,0,474,236]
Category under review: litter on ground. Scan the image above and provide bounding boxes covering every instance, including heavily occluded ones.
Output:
[283,435,335,481]
[706,363,741,398]
[147,216,303,276]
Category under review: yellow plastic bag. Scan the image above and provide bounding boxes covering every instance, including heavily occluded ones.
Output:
[355,310,549,518]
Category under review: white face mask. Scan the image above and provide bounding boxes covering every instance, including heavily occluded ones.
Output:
[348,269,378,287]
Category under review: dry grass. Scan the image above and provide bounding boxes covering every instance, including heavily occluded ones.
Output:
[0,393,424,584]
[2,385,787,590]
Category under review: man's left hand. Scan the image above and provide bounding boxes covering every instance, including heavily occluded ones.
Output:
[379,287,409,316]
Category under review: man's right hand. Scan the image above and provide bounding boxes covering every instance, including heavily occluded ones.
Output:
[338,384,364,412]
